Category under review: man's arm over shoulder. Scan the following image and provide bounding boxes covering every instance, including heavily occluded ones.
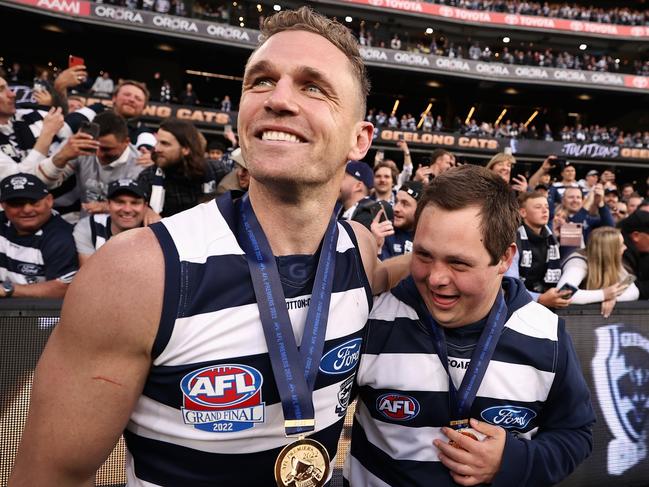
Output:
[9,228,164,486]
[348,220,410,295]
[493,319,595,487]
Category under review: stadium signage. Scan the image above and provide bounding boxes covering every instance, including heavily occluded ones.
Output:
[152,15,198,32]
[94,5,143,22]
[13,0,90,15]
[336,0,649,40]
[379,130,500,150]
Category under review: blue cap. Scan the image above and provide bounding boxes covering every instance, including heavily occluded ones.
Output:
[345,161,374,190]
[0,173,49,202]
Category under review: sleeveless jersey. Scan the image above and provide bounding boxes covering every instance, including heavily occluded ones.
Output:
[345,277,595,486]
[124,195,372,486]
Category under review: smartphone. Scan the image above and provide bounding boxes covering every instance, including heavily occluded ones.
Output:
[398,133,404,141]
[68,55,85,68]
[370,201,387,223]
[79,121,100,139]
[558,283,578,298]
[549,157,567,179]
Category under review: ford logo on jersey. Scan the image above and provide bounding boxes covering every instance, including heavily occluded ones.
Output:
[180,364,265,433]
[480,405,537,430]
[376,393,420,421]
[319,338,362,375]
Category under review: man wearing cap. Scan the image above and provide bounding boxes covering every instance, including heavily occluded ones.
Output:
[621,210,649,299]
[339,160,374,222]
[578,169,599,196]
[73,179,147,266]
[215,147,250,197]
[371,181,422,260]
[0,173,77,298]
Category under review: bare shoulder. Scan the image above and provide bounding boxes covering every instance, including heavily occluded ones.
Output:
[59,226,164,355]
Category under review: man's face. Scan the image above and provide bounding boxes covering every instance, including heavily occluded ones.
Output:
[393,190,417,231]
[431,154,454,176]
[236,165,250,190]
[2,195,53,235]
[491,161,512,183]
[605,192,619,209]
[0,77,17,119]
[238,30,372,189]
[631,231,649,253]
[374,167,393,194]
[628,196,643,214]
[108,194,145,232]
[97,134,129,165]
[622,186,634,200]
[411,205,513,329]
[112,84,147,119]
[153,128,187,168]
[561,165,576,182]
[585,174,598,187]
[520,196,549,228]
[208,148,224,160]
[613,202,628,223]
[563,188,583,213]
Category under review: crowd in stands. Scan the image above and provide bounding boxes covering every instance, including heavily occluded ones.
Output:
[88,0,649,76]
[430,0,649,26]
[366,108,649,148]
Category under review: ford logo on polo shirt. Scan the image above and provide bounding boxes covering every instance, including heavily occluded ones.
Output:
[481,405,537,429]
[319,338,362,375]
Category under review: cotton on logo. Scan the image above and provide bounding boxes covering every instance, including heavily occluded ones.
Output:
[376,393,420,421]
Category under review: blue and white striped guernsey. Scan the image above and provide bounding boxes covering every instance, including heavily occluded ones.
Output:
[345,277,595,487]
[125,194,372,486]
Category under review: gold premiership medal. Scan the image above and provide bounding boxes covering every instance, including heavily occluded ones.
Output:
[275,437,331,487]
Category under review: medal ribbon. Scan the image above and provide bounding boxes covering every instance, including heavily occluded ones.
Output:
[403,278,507,422]
[238,194,338,436]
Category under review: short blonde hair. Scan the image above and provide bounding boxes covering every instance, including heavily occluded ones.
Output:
[486,152,516,171]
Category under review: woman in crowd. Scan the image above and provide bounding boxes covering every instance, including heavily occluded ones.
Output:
[556,226,638,317]
[486,152,528,192]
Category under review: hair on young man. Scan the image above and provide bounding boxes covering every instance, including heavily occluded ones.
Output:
[415,164,519,264]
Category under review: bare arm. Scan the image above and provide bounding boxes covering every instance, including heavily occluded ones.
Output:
[5,279,70,299]
[9,228,163,486]
[349,221,411,295]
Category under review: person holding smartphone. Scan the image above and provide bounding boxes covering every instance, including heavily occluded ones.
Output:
[505,191,573,308]
[556,227,638,317]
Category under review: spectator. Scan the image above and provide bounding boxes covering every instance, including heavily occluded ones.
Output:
[550,162,579,203]
[90,71,114,98]
[604,188,619,211]
[372,181,422,260]
[220,94,232,112]
[0,173,77,298]
[372,161,398,205]
[486,152,527,192]
[506,191,571,308]
[390,34,401,50]
[67,95,85,113]
[627,193,644,214]
[139,117,216,220]
[215,147,249,197]
[338,160,374,222]
[621,210,649,300]
[111,80,157,150]
[413,148,454,183]
[557,227,638,317]
[612,201,628,224]
[179,82,199,105]
[73,179,147,266]
[562,185,615,243]
[578,169,599,196]
[43,111,144,218]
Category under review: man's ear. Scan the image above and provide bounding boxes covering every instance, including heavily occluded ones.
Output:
[346,121,374,162]
[498,243,517,275]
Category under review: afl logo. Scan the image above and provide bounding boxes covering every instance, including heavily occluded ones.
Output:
[319,338,362,375]
[180,364,265,433]
[376,393,420,421]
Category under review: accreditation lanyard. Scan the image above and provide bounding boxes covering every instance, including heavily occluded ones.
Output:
[413,282,507,422]
[238,194,338,436]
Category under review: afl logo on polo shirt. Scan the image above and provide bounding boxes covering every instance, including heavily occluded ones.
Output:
[180,364,265,433]
[376,393,420,421]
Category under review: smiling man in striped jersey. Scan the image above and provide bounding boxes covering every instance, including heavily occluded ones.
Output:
[346,164,595,487]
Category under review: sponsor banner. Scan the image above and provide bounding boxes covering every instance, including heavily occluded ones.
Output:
[12,0,90,16]
[513,139,649,162]
[89,4,260,46]
[378,129,504,152]
[359,46,649,94]
[338,0,649,40]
